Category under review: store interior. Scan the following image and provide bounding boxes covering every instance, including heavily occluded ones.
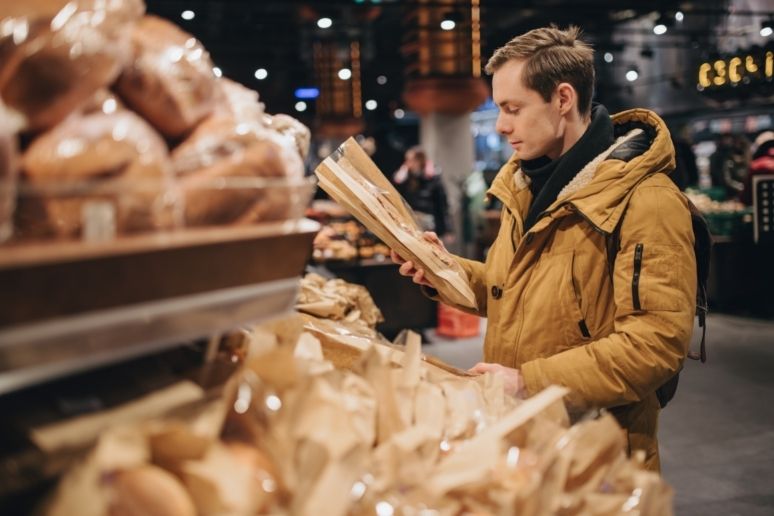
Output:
[1,0,773,515]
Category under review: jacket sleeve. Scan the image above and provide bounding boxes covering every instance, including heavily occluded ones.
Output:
[421,255,488,316]
[520,182,697,409]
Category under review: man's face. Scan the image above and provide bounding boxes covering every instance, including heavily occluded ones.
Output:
[493,59,564,161]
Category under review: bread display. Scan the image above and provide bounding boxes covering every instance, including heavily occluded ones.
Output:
[115,15,217,139]
[0,0,144,131]
[17,107,173,239]
[1,1,311,242]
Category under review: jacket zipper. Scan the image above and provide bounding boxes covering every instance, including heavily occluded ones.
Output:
[632,243,644,311]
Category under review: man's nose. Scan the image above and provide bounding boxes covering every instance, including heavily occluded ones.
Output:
[495,113,510,135]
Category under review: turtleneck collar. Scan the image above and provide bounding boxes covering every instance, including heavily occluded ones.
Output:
[521,104,614,231]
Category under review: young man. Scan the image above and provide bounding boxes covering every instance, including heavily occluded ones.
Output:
[392,26,696,471]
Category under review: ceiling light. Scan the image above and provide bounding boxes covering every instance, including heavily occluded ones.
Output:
[604,52,614,63]
[181,10,195,21]
[675,11,684,22]
[626,69,639,82]
[317,17,332,29]
[761,19,773,37]
[338,68,352,80]
[365,99,377,111]
[295,101,307,112]
[440,19,455,30]
[377,75,387,85]
[212,66,222,78]
[653,13,671,35]
[393,108,405,119]
[254,68,268,80]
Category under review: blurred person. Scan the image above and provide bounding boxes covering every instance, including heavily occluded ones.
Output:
[672,126,699,190]
[741,131,774,205]
[393,146,453,243]
[391,26,697,472]
[710,133,750,199]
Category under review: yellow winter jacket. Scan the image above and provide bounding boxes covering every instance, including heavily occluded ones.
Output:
[437,109,697,471]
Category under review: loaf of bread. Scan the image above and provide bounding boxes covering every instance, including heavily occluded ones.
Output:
[214,79,310,166]
[115,15,217,139]
[17,108,174,239]
[0,0,144,131]
[172,115,304,226]
[109,465,196,516]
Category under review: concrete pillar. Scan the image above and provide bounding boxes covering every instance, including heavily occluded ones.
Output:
[420,112,474,254]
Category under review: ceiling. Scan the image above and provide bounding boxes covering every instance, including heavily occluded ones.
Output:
[143,0,771,134]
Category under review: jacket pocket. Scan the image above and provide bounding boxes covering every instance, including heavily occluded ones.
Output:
[570,251,592,340]
[621,243,684,313]
[632,243,644,311]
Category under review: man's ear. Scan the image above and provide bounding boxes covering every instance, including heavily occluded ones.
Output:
[555,83,577,116]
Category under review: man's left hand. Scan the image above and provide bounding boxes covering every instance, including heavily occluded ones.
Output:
[469,362,527,398]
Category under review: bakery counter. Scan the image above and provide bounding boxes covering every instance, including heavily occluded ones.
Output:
[0,219,319,395]
[323,258,437,340]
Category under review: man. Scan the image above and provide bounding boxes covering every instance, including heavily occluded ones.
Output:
[392,26,696,471]
[393,146,452,242]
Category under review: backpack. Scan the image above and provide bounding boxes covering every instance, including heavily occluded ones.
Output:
[606,195,712,408]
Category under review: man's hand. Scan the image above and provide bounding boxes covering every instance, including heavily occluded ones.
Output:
[389,231,445,288]
[469,362,527,398]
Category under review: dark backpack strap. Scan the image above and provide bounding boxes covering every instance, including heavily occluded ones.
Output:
[685,198,712,363]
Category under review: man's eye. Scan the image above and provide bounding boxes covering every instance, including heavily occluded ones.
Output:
[507,107,519,114]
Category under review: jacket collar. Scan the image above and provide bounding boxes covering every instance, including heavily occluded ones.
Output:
[487,108,675,235]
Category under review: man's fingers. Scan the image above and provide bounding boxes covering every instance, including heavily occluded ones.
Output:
[390,250,405,264]
[399,260,415,276]
[412,268,425,285]
[469,362,496,374]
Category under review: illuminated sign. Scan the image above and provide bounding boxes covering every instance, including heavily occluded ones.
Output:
[698,47,773,92]
[294,87,320,99]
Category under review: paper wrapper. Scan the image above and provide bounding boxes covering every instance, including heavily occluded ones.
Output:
[315,138,477,309]
[44,313,674,516]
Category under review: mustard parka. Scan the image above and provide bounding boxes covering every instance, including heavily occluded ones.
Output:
[434,109,697,471]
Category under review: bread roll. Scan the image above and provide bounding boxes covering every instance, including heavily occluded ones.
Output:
[17,108,174,239]
[109,465,196,516]
[0,0,144,131]
[116,16,217,139]
[265,113,311,161]
[172,115,297,226]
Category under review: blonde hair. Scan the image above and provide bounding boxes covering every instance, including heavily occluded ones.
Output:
[485,25,595,118]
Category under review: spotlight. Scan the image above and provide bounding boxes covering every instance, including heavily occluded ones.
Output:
[604,52,614,63]
[181,10,195,21]
[365,99,378,111]
[317,17,332,29]
[653,14,670,35]
[295,101,307,112]
[377,75,387,85]
[393,108,405,119]
[441,19,455,30]
[212,66,222,78]
[338,68,352,80]
[626,68,639,82]
[675,11,684,23]
[254,68,268,80]
[761,19,773,38]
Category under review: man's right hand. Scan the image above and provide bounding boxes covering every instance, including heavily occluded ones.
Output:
[390,231,443,288]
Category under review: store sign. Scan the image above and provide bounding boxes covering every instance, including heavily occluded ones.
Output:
[697,47,773,92]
